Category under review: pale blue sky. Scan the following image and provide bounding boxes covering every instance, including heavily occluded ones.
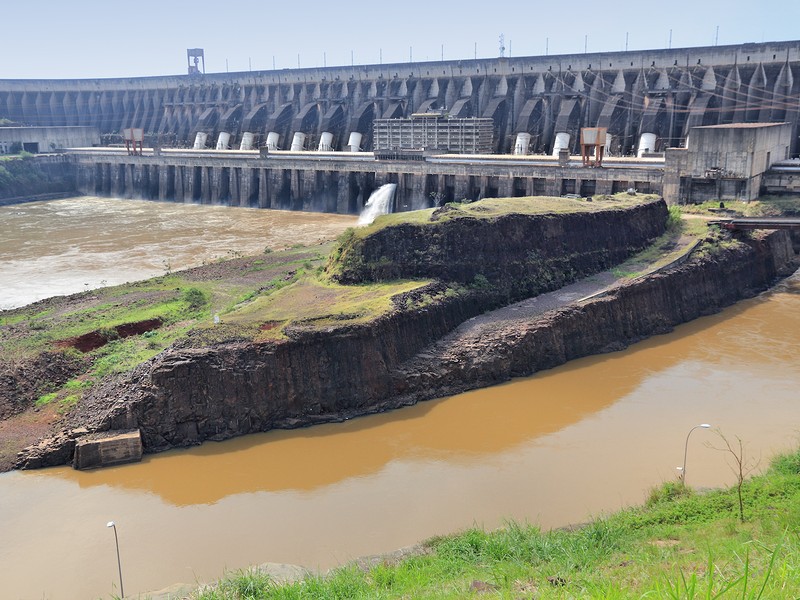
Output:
[2,0,798,79]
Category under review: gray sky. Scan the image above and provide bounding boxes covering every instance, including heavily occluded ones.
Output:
[2,0,798,79]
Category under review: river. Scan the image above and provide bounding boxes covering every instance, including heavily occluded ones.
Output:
[0,196,357,310]
[0,198,799,598]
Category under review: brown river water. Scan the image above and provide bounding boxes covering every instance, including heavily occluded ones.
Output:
[0,196,357,310]
[1,197,799,598]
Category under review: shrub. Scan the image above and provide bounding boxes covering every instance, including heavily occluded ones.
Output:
[471,273,491,291]
[645,480,694,507]
[769,448,800,476]
[35,392,58,407]
[182,287,208,310]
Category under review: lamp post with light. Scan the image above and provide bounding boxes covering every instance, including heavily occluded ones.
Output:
[107,521,124,598]
[679,423,711,485]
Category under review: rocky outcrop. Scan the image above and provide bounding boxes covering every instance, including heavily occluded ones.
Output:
[15,215,797,470]
[0,351,88,419]
[0,157,75,202]
[334,200,668,302]
[388,230,797,402]
[28,284,487,460]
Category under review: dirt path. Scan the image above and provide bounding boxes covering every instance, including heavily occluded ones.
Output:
[404,234,700,362]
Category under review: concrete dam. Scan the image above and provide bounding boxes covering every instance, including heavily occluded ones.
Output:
[2,41,798,156]
[2,40,799,211]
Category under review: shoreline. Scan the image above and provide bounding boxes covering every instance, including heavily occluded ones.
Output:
[0,190,78,207]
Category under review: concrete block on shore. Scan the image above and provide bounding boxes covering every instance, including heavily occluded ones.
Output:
[73,429,142,470]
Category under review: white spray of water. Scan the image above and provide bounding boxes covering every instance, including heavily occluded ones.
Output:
[358,183,397,225]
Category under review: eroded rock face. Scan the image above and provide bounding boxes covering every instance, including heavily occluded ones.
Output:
[15,208,797,470]
[389,231,798,403]
[333,200,668,296]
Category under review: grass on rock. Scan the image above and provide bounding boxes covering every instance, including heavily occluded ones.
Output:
[354,193,660,236]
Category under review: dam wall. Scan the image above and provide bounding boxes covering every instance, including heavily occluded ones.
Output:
[2,41,799,156]
[68,149,664,212]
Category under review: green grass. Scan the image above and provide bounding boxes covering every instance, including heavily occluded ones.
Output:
[191,447,800,599]
[680,195,800,217]
[222,275,431,337]
[34,392,58,407]
[354,193,660,237]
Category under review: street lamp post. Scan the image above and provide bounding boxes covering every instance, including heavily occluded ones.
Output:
[107,521,124,598]
[679,424,711,485]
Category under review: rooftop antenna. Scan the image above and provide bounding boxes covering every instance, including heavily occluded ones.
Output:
[499,34,506,57]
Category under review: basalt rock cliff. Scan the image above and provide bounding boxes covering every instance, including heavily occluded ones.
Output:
[333,200,667,299]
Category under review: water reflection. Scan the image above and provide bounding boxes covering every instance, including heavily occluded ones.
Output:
[53,372,624,505]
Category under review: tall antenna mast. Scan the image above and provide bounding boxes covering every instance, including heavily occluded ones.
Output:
[499,34,506,57]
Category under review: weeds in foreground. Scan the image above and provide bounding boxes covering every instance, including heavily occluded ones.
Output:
[658,534,786,600]
[191,447,800,599]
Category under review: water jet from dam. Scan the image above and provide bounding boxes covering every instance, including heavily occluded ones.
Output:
[358,183,396,225]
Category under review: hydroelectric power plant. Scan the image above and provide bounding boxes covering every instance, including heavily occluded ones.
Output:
[2,40,800,210]
[4,39,800,600]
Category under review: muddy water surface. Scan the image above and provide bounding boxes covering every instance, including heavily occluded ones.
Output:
[0,196,357,310]
[1,271,799,598]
